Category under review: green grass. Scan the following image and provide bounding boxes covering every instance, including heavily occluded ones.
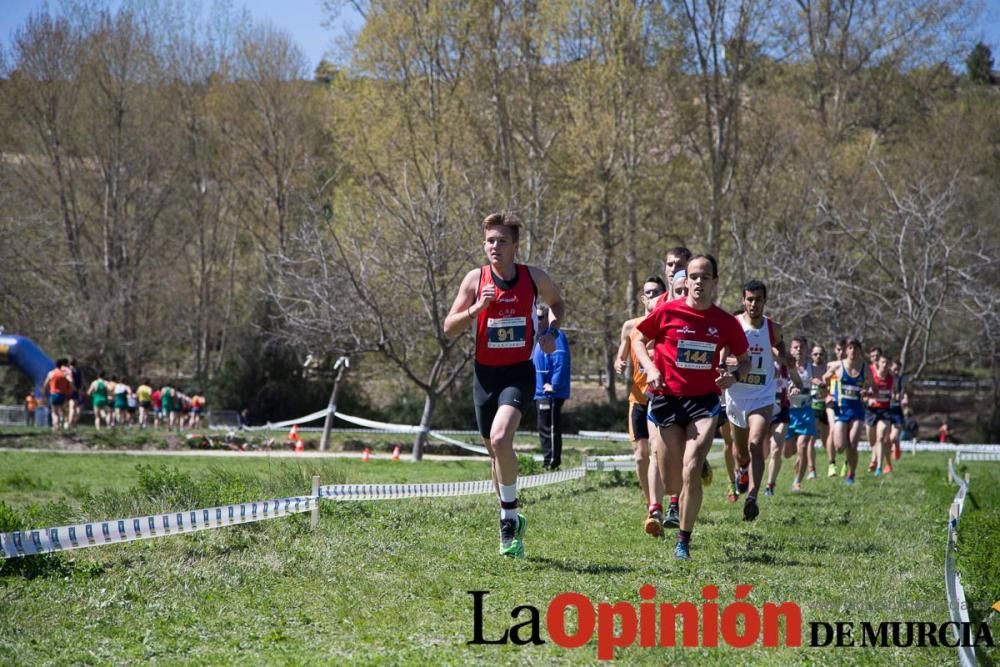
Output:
[0,449,995,664]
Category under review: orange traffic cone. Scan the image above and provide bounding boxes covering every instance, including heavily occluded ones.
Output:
[391,445,401,462]
[289,424,304,453]
[361,447,371,462]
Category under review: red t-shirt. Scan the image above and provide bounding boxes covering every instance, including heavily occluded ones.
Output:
[636,300,748,396]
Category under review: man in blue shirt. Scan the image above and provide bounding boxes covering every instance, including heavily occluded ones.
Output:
[533,304,571,470]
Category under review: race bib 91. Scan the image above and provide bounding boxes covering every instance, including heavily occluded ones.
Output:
[487,317,527,349]
[675,340,716,369]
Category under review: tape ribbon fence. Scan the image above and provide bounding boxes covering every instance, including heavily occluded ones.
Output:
[0,464,614,560]
[945,458,976,667]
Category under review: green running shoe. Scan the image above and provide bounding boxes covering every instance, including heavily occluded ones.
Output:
[500,514,527,559]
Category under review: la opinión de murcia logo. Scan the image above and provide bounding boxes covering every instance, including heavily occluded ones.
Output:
[467,586,995,661]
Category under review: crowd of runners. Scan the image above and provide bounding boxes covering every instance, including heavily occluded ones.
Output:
[622,247,913,559]
[445,213,915,561]
[40,358,206,432]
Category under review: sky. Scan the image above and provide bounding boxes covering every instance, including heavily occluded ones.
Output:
[0,0,360,70]
[2,0,1000,71]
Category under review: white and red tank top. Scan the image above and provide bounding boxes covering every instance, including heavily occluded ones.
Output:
[474,264,537,367]
[725,316,777,403]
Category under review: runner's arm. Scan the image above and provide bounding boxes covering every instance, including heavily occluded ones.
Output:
[770,323,802,390]
[443,269,483,338]
[717,349,752,390]
[530,266,565,354]
[529,266,564,332]
[614,320,634,374]
[631,331,662,389]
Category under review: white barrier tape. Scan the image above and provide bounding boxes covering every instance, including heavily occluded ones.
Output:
[240,408,331,432]
[954,451,1000,462]
[318,466,586,501]
[427,431,489,455]
[584,459,636,472]
[0,495,318,559]
[333,411,422,433]
[944,460,976,667]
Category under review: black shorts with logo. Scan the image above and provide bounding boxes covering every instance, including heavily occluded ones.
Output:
[628,401,649,441]
[473,361,535,439]
[813,407,828,426]
[646,393,721,430]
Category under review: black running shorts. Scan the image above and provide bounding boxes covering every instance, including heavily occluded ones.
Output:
[772,406,790,425]
[473,361,535,439]
[865,408,892,427]
[628,401,649,441]
[646,393,721,430]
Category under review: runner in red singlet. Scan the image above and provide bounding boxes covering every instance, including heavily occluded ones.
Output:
[444,212,564,559]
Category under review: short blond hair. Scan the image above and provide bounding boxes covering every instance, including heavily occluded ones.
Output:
[482,211,521,243]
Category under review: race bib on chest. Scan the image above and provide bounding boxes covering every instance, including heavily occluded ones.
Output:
[487,317,527,349]
[841,384,861,399]
[739,372,767,386]
[675,340,716,369]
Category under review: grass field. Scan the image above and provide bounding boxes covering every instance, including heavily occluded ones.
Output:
[0,445,997,665]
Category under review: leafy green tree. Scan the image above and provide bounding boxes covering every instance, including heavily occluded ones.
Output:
[966,42,994,84]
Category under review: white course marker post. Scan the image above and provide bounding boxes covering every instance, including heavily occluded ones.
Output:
[311,476,321,530]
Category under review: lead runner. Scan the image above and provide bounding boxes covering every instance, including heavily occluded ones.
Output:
[443,211,564,559]
[632,255,751,560]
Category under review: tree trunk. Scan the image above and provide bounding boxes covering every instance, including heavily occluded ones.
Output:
[412,392,436,461]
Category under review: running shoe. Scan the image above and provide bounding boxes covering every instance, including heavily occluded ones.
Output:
[868,459,877,472]
[763,485,774,497]
[743,496,759,522]
[806,469,816,480]
[675,540,691,560]
[828,462,838,478]
[644,511,664,538]
[500,514,526,559]
[873,466,882,478]
[726,484,738,503]
[736,466,750,494]
[664,504,680,529]
[664,503,681,528]
[893,443,901,460]
[883,463,893,474]
[701,459,713,487]
[840,463,847,477]
[845,475,855,486]
[791,480,802,492]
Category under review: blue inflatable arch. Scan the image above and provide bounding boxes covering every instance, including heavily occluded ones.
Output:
[0,335,56,397]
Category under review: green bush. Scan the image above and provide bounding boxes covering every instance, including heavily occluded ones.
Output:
[517,453,543,476]
[0,500,25,533]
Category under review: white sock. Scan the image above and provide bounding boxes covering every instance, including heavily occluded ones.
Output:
[499,483,518,521]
